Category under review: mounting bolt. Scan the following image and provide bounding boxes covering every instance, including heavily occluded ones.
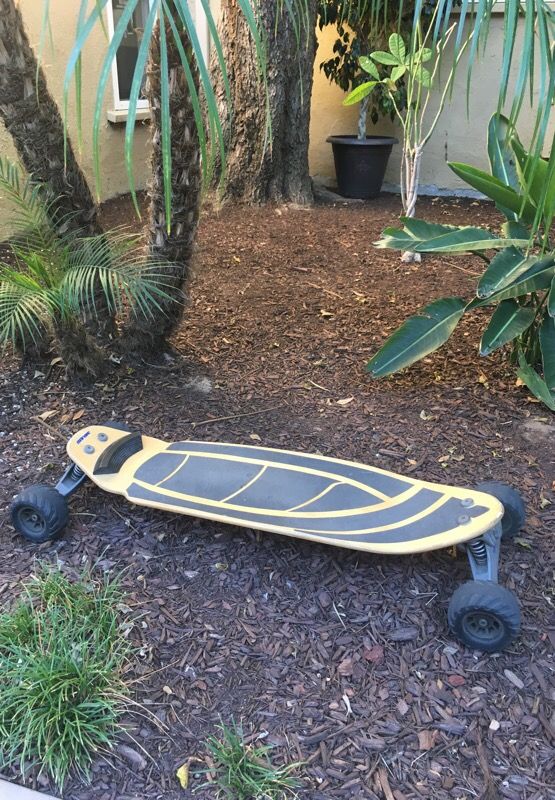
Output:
[97,433,108,442]
[84,444,95,454]
[457,514,470,525]
[461,498,474,508]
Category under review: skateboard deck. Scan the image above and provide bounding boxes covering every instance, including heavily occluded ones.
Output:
[67,425,504,555]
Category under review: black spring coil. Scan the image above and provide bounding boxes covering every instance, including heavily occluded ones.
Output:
[468,538,487,565]
[72,465,85,478]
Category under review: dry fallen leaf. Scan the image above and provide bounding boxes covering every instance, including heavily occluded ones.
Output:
[176,763,189,789]
[73,409,85,421]
[39,410,58,421]
[337,657,354,676]
[503,669,524,690]
[336,397,354,406]
[417,730,437,750]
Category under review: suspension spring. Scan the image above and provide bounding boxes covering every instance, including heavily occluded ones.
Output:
[468,538,488,565]
[72,465,85,478]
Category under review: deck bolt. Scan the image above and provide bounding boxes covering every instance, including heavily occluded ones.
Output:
[457,514,470,525]
[98,433,108,442]
[461,498,474,508]
[84,444,95,454]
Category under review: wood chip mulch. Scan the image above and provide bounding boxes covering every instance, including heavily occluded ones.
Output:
[0,194,553,800]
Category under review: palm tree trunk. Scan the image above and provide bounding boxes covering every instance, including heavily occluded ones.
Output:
[55,317,105,383]
[122,12,201,356]
[0,0,101,237]
[211,0,318,205]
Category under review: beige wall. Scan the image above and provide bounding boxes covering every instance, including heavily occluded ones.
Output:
[0,5,552,235]
[0,0,152,234]
[310,18,554,193]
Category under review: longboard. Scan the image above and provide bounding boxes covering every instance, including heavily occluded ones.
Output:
[12,423,524,651]
[65,424,504,555]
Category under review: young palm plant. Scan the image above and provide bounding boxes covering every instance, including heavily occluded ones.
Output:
[0,159,175,379]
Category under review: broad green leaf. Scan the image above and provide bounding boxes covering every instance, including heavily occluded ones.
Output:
[401,218,459,239]
[413,65,432,87]
[419,47,433,63]
[487,113,520,220]
[487,114,520,190]
[343,81,378,106]
[376,219,528,254]
[549,278,555,317]
[477,247,533,298]
[388,33,406,64]
[539,314,555,391]
[482,261,555,304]
[367,298,466,378]
[371,51,401,66]
[375,229,421,250]
[479,300,535,355]
[448,162,537,224]
[390,65,407,83]
[512,137,555,230]
[517,352,555,411]
[413,228,527,254]
[501,220,530,240]
[359,57,379,79]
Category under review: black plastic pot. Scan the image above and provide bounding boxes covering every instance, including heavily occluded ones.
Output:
[326,135,398,199]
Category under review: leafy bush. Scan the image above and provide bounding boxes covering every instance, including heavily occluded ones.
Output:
[0,564,131,788]
[199,721,301,799]
[366,115,555,409]
[318,0,409,134]
[0,158,175,376]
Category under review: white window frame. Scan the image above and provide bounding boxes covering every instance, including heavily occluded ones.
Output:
[106,0,210,119]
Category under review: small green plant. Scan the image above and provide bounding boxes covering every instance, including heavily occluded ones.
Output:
[0,563,131,788]
[0,157,175,378]
[318,0,409,137]
[344,13,472,260]
[199,721,301,799]
[366,114,555,409]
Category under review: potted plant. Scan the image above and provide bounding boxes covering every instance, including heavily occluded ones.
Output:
[318,0,407,199]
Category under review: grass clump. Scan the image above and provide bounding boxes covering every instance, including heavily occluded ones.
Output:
[201,720,301,799]
[0,563,131,788]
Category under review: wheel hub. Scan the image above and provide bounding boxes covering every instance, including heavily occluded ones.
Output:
[18,507,46,534]
[462,610,502,641]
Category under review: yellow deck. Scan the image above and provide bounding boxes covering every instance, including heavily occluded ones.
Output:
[68,425,503,555]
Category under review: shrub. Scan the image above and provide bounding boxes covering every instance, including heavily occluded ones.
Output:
[0,158,175,378]
[366,115,555,409]
[0,564,131,788]
[199,720,301,799]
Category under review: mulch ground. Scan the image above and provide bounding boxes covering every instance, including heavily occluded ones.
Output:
[0,193,554,800]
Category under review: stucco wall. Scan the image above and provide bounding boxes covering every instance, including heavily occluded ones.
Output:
[0,0,152,235]
[310,18,554,193]
[0,5,552,236]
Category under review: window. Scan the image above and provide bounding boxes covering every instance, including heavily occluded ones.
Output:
[106,0,210,121]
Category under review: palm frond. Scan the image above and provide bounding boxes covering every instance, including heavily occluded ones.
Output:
[0,283,56,349]
[60,233,179,320]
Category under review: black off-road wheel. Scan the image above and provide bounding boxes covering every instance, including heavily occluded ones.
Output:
[476,482,525,540]
[10,486,69,543]
[448,580,520,652]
